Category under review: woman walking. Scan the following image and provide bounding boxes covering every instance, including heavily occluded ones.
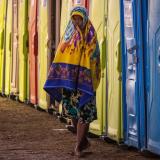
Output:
[44,6,101,157]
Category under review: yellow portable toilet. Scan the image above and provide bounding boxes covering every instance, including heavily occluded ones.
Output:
[106,0,123,142]
[4,0,12,96]
[0,0,7,94]
[38,0,49,110]
[38,0,60,110]
[18,0,28,102]
[89,0,107,136]
[11,0,19,97]
[89,0,123,142]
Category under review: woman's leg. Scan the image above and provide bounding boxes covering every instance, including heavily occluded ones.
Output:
[75,119,90,155]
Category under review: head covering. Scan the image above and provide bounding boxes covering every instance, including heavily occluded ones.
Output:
[70,6,88,27]
[44,6,101,108]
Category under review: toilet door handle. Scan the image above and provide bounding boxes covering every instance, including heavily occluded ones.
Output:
[127,45,138,53]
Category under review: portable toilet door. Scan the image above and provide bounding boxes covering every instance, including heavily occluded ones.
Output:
[38,0,52,110]
[18,0,28,102]
[106,0,123,142]
[89,0,107,136]
[147,0,160,155]
[11,0,19,97]
[28,0,38,105]
[4,0,12,96]
[120,0,146,149]
[0,0,7,94]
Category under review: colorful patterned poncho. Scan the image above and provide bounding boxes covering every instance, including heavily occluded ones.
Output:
[44,6,101,108]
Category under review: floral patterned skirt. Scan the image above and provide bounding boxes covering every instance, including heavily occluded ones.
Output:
[62,88,97,123]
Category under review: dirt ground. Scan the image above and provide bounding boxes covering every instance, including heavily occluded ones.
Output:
[0,97,160,160]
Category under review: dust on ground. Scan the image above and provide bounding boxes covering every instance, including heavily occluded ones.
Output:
[0,96,159,160]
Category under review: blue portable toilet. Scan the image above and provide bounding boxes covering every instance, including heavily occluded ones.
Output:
[147,0,160,155]
[120,0,146,149]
